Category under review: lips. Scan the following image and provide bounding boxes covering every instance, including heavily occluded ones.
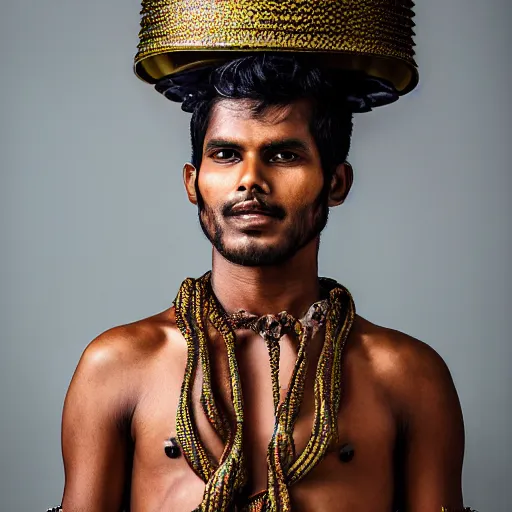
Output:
[227,201,277,218]
[223,201,282,230]
[230,209,275,217]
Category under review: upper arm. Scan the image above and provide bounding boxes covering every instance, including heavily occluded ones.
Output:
[61,332,136,512]
[388,334,465,511]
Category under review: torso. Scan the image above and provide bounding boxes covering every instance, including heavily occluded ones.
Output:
[121,308,403,512]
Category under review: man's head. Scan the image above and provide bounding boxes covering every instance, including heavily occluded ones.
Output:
[182,55,354,266]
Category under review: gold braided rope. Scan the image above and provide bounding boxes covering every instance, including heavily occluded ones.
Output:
[203,281,248,509]
[174,272,355,511]
[288,285,352,485]
[265,319,308,510]
[175,279,216,482]
[196,279,230,443]
[265,337,281,415]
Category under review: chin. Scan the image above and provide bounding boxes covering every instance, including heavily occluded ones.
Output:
[218,238,297,267]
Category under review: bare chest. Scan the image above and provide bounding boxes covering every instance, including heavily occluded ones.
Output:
[129,334,398,512]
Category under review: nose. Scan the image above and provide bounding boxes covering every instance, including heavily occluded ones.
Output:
[236,155,270,194]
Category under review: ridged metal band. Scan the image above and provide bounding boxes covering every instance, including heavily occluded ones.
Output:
[134,0,418,95]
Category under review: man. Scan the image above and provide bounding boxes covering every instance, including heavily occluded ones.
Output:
[56,2,474,512]
[58,54,470,511]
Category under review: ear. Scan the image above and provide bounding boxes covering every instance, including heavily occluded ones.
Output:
[183,163,198,205]
[328,162,354,207]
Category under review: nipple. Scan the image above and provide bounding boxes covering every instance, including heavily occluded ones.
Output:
[164,437,182,459]
[339,442,355,463]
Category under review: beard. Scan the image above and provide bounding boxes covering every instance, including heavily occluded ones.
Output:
[197,189,329,267]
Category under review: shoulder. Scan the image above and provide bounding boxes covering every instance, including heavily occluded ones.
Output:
[347,319,466,506]
[61,309,183,510]
[348,314,452,381]
[81,307,180,366]
[66,307,184,415]
[348,315,461,422]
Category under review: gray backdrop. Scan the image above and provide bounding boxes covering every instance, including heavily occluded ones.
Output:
[1,0,510,510]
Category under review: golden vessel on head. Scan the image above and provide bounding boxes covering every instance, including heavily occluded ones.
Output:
[134,0,419,96]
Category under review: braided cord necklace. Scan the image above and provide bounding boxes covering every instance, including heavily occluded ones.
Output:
[173,272,356,511]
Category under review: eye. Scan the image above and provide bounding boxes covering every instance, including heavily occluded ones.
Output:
[210,149,239,162]
[269,151,299,164]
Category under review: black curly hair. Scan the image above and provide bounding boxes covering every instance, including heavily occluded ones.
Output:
[157,54,363,178]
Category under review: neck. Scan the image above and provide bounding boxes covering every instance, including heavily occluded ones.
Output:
[210,239,321,319]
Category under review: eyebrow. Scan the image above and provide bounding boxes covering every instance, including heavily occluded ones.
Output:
[203,138,312,155]
[204,139,244,154]
[262,138,311,153]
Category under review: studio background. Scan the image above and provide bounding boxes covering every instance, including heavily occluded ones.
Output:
[1,0,510,510]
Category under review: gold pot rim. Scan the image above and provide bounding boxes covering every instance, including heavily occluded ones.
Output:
[134,48,419,95]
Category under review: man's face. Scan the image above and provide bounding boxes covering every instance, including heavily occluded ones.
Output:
[191,98,330,266]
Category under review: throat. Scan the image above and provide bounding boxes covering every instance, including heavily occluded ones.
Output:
[210,239,322,318]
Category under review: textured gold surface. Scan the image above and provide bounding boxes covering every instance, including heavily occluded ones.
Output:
[135,0,418,94]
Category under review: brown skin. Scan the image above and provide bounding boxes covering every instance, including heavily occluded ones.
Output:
[61,99,465,511]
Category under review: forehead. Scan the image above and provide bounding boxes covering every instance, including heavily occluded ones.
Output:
[204,98,315,147]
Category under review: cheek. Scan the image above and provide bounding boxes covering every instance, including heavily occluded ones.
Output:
[197,170,232,207]
[279,171,324,208]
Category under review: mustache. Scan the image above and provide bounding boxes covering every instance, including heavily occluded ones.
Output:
[222,194,286,220]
